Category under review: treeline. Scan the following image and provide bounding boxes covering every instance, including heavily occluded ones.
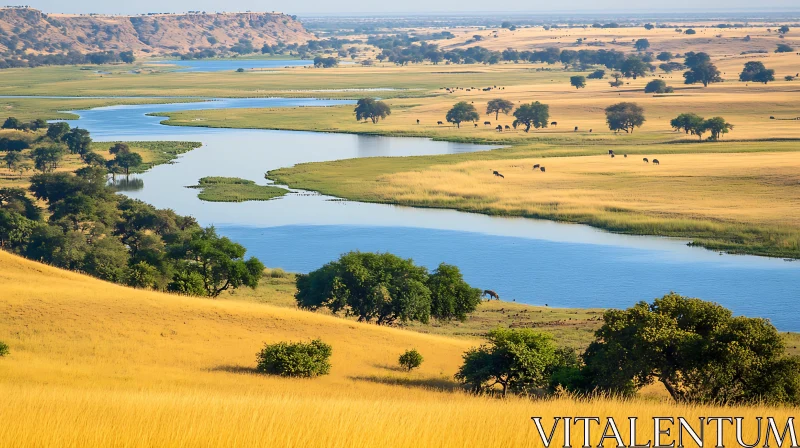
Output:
[178,38,361,60]
[0,122,263,296]
[0,50,135,69]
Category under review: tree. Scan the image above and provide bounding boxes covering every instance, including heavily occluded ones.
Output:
[32,146,64,172]
[776,43,794,53]
[512,102,550,132]
[313,56,339,68]
[683,52,722,86]
[2,117,21,130]
[62,128,92,156]
[778,25,790,34]
[445,102,479,128]
[109,142,131,155]
[3,151,22,171]
[609,72,624,87]
[455,328,563,397]
[295,251,432,325]
[581,293,800,405]
[670,113,705,137]
[427,263,481,321]
[644,79,673,93]
[702,117,734,140]
[30,118,47,131]
[256,339,332,377]
[656,51,672,61]
[620,56,650,79]
[46,122,70,141]
[739,61,775,84]
[634,38,650,51]
[114,151,143,176]
[569,75,586,89]
[119,51,135,63]
[685,28,696,35]
[587,69,605,79]
[81,151,107,167]
[168,226,264,297]
[605,102,645,134]
[485,98,514,120]
[353,98,392,124]
[0,341,8,357]
[644,23,654,30]
[399,349,424,371]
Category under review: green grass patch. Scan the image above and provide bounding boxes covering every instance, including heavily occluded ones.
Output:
[189,177,287,202]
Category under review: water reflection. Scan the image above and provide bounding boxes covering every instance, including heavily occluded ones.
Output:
[110,177,144,192]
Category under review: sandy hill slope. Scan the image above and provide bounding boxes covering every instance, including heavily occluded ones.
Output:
[0,8,313,55]
[0,250,793,447]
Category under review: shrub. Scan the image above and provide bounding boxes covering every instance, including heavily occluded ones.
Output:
[587,69,605,79]
[776,43,794,53]
[256,339,332,377]
[644,79,672,93]
[399,349,424,371]
[267,267,288,278]
[0,341,8,357]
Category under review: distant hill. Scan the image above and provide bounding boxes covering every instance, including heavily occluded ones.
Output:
[0,7,313,57]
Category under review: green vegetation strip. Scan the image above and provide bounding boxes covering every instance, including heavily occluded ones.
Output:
[189,177,287,202]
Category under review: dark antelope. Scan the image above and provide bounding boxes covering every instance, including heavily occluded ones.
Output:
[482,290,500,300]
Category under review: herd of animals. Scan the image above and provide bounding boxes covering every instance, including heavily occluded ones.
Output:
[490,150,661,179]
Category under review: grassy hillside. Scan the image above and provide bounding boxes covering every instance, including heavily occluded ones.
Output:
[2,250,798,447]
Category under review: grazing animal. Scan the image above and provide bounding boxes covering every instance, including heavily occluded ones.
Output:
[416,119,420,125]
[484,121,491,125]
[533,164,540,169]
[770,116,775,120]
[574,126,578,132]
[611,154,615,158]
[474,123,478,127]
[643,158,649,163]
[437,121,443,125]
[589,129,593,133]
[608,150,614,155]
[482,290,500,300]
[492,170,500,176]
[550,121,557,126]
[504,125,510,130]
[540,166,546,172]
[496,125,503,131]
[653,159,660,165]
[624,154,627,158]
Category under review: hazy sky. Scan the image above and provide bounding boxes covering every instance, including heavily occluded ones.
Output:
[23,0,800,15]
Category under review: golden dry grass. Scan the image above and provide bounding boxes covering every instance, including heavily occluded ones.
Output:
[2,250,798,447]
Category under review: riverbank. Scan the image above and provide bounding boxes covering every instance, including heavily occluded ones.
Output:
[189,176,287,202]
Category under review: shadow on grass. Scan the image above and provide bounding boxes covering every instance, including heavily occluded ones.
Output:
[372,362,410,373]
[209,364,261,375]
[351,374,461,393]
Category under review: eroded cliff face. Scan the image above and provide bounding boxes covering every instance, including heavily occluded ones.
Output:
[0,8,314,55]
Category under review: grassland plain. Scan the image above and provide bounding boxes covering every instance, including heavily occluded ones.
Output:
[0,95,203,121]
[3,249,800,447]
[189,176,287,202]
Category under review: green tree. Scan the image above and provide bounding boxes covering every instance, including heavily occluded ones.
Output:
[702,117,734,140]
[739,61,775,84]
[581,293,800,404]
[512,101,550,132]
[656,51,672,61]
[775,43,794,53]
[30,118,47,131]
[485,98,514,120]
[2,117,21,130]
[3,151,22,172]
[427,263,481,321]
[605,102,645,134]
[644,23,654,30]
[32,146,64,172]
[455,328,561,397]
[256,339,332,377]
[168,226,264,297]
[587,69,605,79]
[683,52,722,86]
[670,113,705,137]
[644,79,672,93]
[295,251,432,325]
[569,75,586,89]
[445,102,479,128]
[399,349,424,371]
[621,56,650,79]
[62,128,92,156]
[114,151,143,176]
[109,142,131,155]
[83,237,130,282]
[354,98,392,124]
[634,38,650,51]
[46,122,70,141]
[0,341,8,357]
[778,25,790,34]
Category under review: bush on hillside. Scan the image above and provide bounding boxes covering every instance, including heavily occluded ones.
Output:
[399,349,424,371]
[256,339,332,378]
[0,341,8,357]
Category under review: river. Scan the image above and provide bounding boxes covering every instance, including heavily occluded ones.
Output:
[61,98,800,330]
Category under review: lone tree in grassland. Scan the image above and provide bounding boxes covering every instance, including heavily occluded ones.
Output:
[605,102,645,134]
[609,72,624,87]
[354,98,392,124]
[446,102,479,128]
[399,349,424,371]
[485,98,514,120]
[702,117,734,141]
[656,51,672,61]
[775,43,794,53]
[644,79,673,93]
[670,113,705,137]
[644,23,654,30]
[114,151,143,177]
[634,38,650,51]
[739,61,775,84]
[621,56,650,79]
[256,339,332,377]
[578,293,800,405]
[587,69,605,79]
[512,102,550,132]
[569,75,586,89]
[683,52,722,87]
[778,25,790,34]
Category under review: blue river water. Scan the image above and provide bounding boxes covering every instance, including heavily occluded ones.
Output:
[57,97,800,330]
[149,59,312,72]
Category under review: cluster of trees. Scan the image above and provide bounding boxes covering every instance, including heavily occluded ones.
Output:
[739,61,775,83]
[456,293,800,405]
[670,113,734,140]
[644,79,674,93]
[313,56,339,68]
[0,125,264,297]
[0,50,134,69]
[354,98,391,123]
[295,252,482,325]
